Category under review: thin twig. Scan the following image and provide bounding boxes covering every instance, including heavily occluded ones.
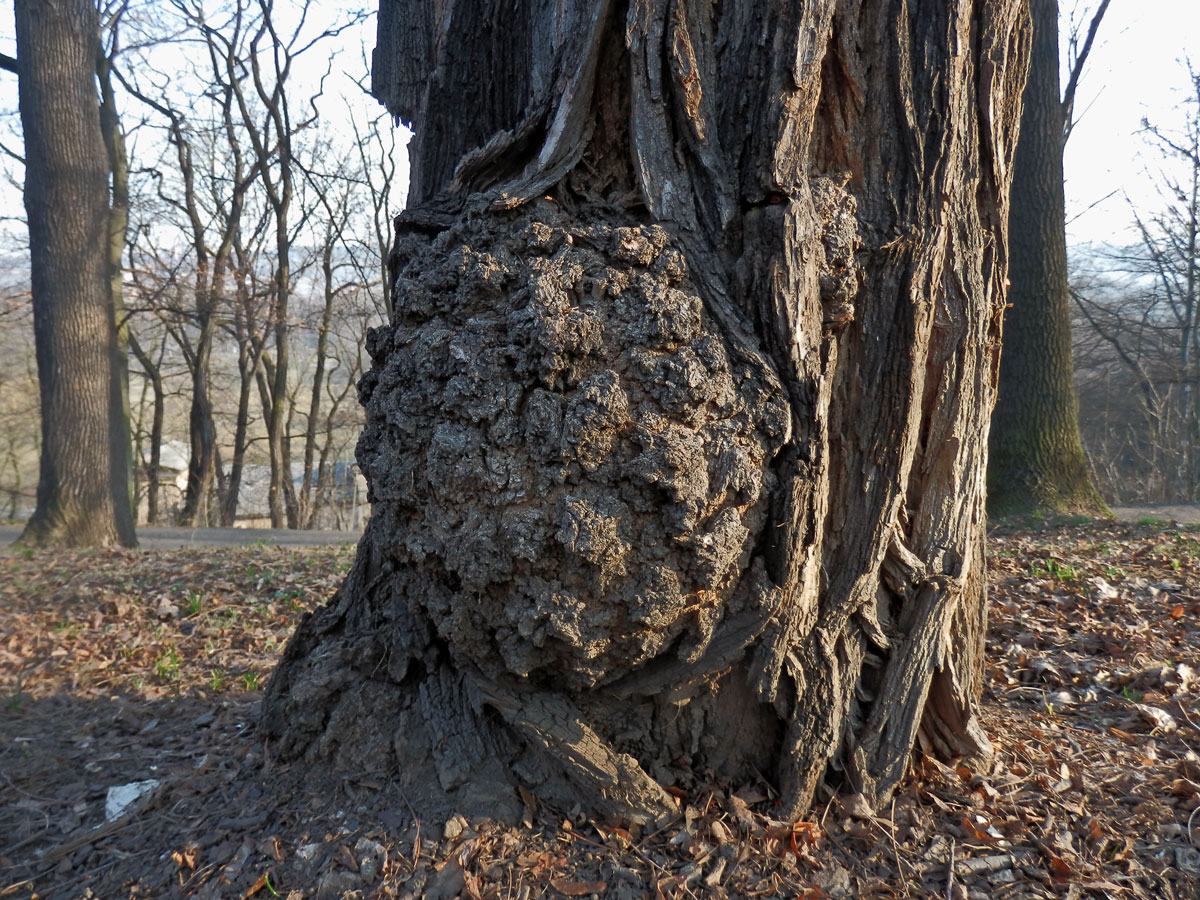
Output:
[1062,0,1113,141]
[946,836,956,900]
[889,798,910,895]
[3,826,51,859]
[41,814,135,860]
[1174,697,1200,737]
[574,822,704,900]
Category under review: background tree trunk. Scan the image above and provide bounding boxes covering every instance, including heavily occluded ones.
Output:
[988,0,1109,517]
[265,0,1030,824]
[96,30,138,538]
[128,333,165,524]
[15,0,137,549]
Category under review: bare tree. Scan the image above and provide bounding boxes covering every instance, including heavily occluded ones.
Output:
[0,282,39,521]
[127,329,168,522]
[1072,67,1200,501]
[10,0,137,548]
[289,128,391,529]
[4,0,389,534]
[217,219,273,525]
[97,0,139,525]
[345,105,402,319]
[203,0,364,528]
[118,17,265,526]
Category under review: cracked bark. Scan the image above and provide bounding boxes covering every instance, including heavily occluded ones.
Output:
[264,0,1031,824]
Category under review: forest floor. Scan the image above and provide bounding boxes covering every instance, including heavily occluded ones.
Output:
[0,525,363,551]
[1,519,1199,900]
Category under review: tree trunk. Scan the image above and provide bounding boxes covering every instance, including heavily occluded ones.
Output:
[220,284,262,528]
[298,239,338,529]
[169,119,220,529]
[265,0,1030,824]
[988,0,1108,517]
[15,0,137,549]
[178,312,218,527]
[128,333,165,525]
[96,42,138,540]
[266,253,293,529]
[220,357,256,527]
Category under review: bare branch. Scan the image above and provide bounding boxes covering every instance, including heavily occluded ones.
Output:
[1062,0,1112,142]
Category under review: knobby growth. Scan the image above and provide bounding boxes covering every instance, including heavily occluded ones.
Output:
[264,0,1031,825]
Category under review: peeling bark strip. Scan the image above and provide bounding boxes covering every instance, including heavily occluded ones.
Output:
[265,0,1031,824]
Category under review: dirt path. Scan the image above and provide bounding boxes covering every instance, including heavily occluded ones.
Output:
[0,524,362,550]
[3,506,1196,551]
[1111,503,1200,524]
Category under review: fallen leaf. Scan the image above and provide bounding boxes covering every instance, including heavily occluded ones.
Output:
[241,872,267,899]
[1108,726,1138,744]
[733,786,767,804]
[462,871,485,900]
[1169,778,1200,797]
[550,878,607,896]
[709,820,732,844]
[1176,846,1200,876]
[262,837,284,862]
[961,817,993,842]
[840,792,874,819]
[1048,856,1072,882]
[1134,702,1178,733]
[336,844,357,872]
[793,821,822,844]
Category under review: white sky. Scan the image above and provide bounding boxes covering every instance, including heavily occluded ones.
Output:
[1063,0,1200,246]
[0,3,1196,252]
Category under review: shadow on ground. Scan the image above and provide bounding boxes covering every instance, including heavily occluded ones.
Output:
[0,525,361,550]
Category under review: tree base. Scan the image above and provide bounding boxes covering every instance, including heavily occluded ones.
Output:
[986,466,1112,520]
[262,199,998,827]
[264,205,792,825]
[265,586,788,827]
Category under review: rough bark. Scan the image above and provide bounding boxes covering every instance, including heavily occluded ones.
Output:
[266,0,1030,824]
[15,0,137,549]
[988,0,1108,517]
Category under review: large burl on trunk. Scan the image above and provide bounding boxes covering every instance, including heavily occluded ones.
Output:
[264,0,1030,824]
